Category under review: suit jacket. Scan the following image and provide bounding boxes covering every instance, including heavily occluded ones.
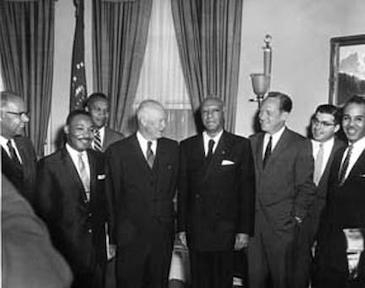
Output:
[1,136,37,204]
[102,127,123,152]
[105,134,179,247]
[2,174,73,288]
[177,131,255,251]
[250,128,316,233]
[35,148,107,275]
[325,146,365,229]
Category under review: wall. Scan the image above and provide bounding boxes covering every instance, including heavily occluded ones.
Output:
[236,0,365,137]
[48,0,365,152]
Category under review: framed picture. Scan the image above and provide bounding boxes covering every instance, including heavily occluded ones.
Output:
[329,34,365,105]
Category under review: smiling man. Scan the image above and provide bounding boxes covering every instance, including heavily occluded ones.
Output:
[248,92,316,288]
[0,91,37,204]
[317,96,365,288]
[177,97,255,288]
[105,100,179,288]
[294,104,345,288]
[35,110,109,288]
[85,93,123,152]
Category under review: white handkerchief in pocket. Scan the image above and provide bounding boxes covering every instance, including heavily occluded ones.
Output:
[221,160,235,166]
[97,174,106,180]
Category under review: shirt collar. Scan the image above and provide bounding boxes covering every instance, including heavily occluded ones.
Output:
[349,136,365,151]
[65,143,87,158]
[136,131,157,155]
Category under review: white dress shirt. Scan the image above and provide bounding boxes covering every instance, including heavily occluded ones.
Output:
[0,135,23,163]
[203,129,223,156]
[65,143,91,190]
[311,137,335,179]
[341,136,365,180]
[262,126,286,159]
[137,131,157,160]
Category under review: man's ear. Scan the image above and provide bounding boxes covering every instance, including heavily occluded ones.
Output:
[334,124,340,133]
[64,125,70,135]
[281,111,290,121]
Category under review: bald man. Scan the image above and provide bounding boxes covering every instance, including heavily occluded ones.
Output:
[105,100,179,288]
[177,97,255,288]
[0,91,37,204]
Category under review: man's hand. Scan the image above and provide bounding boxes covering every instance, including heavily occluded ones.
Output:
[107,244,116,260]
[234,233,249,250]
[178,231,187,247]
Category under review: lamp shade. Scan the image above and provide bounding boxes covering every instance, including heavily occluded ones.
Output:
[250,73,270,96]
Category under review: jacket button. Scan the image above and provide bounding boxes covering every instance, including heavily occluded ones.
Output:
[88,229,92,234]
[195,194,200,199]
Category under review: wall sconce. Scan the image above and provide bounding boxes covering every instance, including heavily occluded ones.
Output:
[250,35,272,108]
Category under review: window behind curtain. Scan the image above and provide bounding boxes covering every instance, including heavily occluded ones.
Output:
[134,0,196,142]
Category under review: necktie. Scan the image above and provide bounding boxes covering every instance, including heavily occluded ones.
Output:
[93,129,102,151]
[78,153,90,199]
[263,136,272,168]
[313,143,324,185]
[206,139,215,162]
[7,140,21,166]
[338,144,353,185]
[146,141,155,169]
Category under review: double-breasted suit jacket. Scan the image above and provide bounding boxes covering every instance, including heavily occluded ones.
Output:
[178,131,255,251]
[2,136,37,204]
[101,127,123,152]
[105,134,179,286]
[35,148,107,284]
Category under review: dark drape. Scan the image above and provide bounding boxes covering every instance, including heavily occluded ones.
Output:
[0,0,55,156]
[171,0,243,132]
[92,0,152,135]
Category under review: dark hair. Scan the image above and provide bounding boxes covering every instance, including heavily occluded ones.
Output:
[66,110,91,125]
[84,92,108,109]
[266,91,292,113]
[315,104,341,124]
[343,95,365,110]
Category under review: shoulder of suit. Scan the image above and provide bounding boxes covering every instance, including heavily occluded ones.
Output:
[38,149,63,165]
[223,131,249,142]
[105,127,124,139]
[14,136,35,148]
[180,134,200,146]
[159,137,178,146]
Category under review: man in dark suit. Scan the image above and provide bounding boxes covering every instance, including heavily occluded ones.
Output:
[105,100,179,288]
[35,110,108,288]
[0,91,37,204]
[85,92,123,152]
[177,97,255,288]
[2,174,73,288]
[317,96,365,288]
[293,104,345,288]
[248,92,316,288]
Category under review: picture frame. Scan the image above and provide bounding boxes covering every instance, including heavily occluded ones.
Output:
[329,34,365,106]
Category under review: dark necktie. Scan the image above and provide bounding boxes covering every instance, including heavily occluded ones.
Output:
[7,140,21,166]
[338,144,353,185]
[93,129,102,151]
[146,141,155,169]
[206,139,215,163]
[263,136,272,168]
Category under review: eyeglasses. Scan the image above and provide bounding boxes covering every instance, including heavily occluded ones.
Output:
[312,118,335,127]
[6,111,29,118]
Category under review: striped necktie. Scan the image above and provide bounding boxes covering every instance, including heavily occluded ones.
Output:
[338,144,353,185]
[93,129,102,151]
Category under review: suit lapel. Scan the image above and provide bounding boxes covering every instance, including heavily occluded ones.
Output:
[318,138,344,187]
[87,150,97,200]
[202,131,231,180]
[346,149,365,182]
[61,148,88,202]
[255,133,265,171]
[130,134,152,172]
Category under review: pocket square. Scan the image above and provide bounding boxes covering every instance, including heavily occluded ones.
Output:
[97,174,106,180]
[221,160,235,166]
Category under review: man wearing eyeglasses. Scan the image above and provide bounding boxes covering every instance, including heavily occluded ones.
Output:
[0,90,37,205]
[293,104,345,288]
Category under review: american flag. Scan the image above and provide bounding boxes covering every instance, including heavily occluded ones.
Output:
[70,0,87,111]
